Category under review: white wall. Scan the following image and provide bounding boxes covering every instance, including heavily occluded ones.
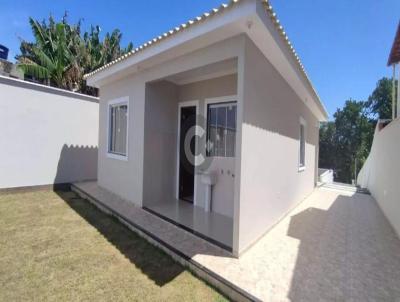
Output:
[0,76,99,189]
[318,168,334,184]
[237,37,319,254]
[358,119,400,237]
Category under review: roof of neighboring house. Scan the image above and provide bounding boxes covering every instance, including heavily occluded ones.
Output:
[388,21,400,66]
[85,0,328,120]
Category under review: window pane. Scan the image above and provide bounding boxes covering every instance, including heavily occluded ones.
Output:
[109,104,128,156]
[216,106,227,157]
[109,107,116,152]
[300,124,305,166]
[226,105,237,157]
[206,102,237,158]
[118,105,128,154]
[207,107,217,156]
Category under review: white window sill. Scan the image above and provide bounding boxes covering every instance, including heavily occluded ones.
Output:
[298,166,306,172]
[107,152,128,161]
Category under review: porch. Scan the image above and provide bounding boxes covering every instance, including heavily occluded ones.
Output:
[141,58,239,252]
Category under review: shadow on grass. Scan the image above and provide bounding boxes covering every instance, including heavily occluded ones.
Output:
[54,188,184,287]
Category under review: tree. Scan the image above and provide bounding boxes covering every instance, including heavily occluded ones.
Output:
[319,76,396,184]
[17,14,133,95]
[319,100,374,184]
[319,121,336,169]
[18,21,78,90]
[365,77,396,120]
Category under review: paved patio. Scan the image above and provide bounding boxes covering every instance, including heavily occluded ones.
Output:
[73,181,400,301]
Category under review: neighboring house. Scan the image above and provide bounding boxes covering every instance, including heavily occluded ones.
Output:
[85,0,328,257]
[0,44,24,80]
[0,60,23,79]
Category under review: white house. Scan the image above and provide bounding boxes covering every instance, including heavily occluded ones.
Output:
[84,0,328,257]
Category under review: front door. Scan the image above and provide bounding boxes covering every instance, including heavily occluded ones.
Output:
[179,106,196,203]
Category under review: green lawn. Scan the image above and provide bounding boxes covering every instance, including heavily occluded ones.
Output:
[0,189,228,301]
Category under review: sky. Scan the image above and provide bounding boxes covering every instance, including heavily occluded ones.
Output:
[0,0,399,119]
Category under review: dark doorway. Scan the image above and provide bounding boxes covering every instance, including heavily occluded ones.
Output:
[179,106,196,203]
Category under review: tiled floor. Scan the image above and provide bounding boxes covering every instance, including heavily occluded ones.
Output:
[72,181,231,259]
[73,181,400,301]
[144,199,233,250]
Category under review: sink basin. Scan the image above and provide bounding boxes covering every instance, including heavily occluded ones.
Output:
[200,171,217,186]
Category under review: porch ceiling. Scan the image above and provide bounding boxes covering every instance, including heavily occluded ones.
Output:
[162,58,237,85]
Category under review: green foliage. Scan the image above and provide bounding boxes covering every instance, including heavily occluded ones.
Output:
[16,14,133,95]
[319,76,396,184]
[319,121,336,169]
[365,77,396,120]
[319,99,375,184]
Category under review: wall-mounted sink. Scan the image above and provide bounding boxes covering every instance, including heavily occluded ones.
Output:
[199,171,217,212]
[200,171,217,186]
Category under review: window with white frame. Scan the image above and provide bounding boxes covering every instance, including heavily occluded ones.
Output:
[299,118,306,169]
[206,101,237,157]
[108,98,128,157]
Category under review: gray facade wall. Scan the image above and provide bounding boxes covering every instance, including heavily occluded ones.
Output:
[178,74,237,101]
[98,36,245,206]
[178,74,237,217]
[143,81,179,205]
[98,75,145,204]
[237,37,319,253]
[141,75,237,216]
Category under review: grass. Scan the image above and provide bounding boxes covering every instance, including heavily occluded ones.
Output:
[0,189,228,302]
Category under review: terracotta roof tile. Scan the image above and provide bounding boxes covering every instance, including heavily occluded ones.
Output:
[388,21,400,66]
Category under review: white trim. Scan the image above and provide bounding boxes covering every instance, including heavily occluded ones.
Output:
[204,95,238,158]
[298,116,306,172]
[176,100,200,206]
[107,152,128,161]
[204,95,237,106]
[107,96,129,161]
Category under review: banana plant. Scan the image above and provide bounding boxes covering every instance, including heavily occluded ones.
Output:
[17,13,133,95]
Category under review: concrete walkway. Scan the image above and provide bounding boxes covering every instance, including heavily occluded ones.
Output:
[73,182,400,301]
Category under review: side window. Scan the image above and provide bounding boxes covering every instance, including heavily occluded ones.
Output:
[206,102,237,157]
[299,118,306,170]
[108,98,129,159]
